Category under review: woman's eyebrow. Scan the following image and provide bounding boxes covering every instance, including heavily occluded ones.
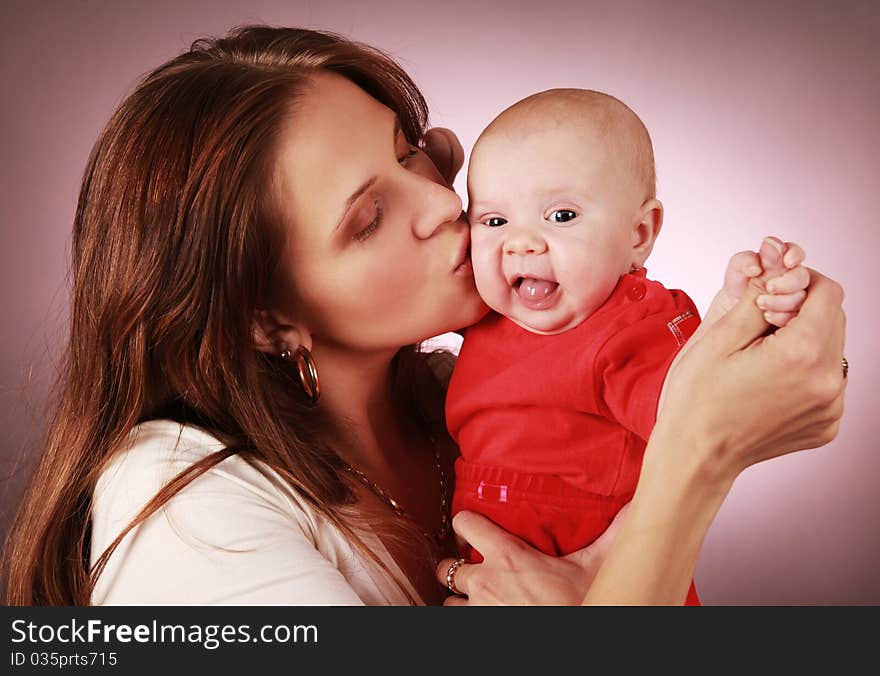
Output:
[334,115,402,232]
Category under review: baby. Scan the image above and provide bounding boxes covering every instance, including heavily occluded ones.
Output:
[445,89,807,605]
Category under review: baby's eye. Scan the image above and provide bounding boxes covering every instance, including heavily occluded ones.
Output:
[484,217,508,227]
[548,210,577,223]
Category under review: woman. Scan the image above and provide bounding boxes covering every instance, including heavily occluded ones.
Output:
[2,26,846,606]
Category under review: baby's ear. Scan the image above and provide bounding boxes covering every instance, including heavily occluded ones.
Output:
[630,198,663,269]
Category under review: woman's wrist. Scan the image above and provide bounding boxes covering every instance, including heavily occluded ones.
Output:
[644,416,739,498]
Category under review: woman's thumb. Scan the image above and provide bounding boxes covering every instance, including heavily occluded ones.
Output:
[705,279,770,355]
[564,503,630,571]
[594,502,630,550]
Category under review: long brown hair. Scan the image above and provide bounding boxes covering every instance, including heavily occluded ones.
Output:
[3,25,452,605]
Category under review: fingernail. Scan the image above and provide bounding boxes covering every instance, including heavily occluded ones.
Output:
[757,295,769,309]
[763,236,784,254]
[766,281,778,293]
[746,265,762,276]
[783,250,799,267]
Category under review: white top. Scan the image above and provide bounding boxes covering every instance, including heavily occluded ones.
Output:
[90,419,423,605]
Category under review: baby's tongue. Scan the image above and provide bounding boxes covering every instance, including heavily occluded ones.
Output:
[516,277,558,301]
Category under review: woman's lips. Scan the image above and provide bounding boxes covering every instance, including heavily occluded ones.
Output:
[453,245,473,276]
[452,227,473,276]
[513,276,560,310]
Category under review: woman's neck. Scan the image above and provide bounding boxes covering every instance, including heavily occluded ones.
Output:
[310,342,411,470]
[311,342,448,605]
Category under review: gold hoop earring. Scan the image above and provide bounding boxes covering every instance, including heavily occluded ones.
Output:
[281,346,321,405]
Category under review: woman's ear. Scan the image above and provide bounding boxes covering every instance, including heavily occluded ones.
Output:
[251,307,313,355]
[630,198,663,269]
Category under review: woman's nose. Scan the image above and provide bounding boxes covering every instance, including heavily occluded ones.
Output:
[503,227,547,256]
[409,175,463,240]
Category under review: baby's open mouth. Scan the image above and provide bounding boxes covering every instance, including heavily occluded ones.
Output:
[513,277,560,308]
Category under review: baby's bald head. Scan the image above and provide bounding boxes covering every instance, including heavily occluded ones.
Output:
[474,89,656,201]
[466,89,666,335]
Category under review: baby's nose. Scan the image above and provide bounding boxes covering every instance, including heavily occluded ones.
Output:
[503,228,547,255]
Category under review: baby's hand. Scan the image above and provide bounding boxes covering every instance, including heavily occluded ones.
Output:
[752,236,808,327]
[705,236,809,329]
[659,237,808,419]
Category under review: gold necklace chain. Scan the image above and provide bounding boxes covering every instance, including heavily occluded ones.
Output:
[341,435,449,544]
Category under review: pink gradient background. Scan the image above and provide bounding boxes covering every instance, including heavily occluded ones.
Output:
[1,1,877,604]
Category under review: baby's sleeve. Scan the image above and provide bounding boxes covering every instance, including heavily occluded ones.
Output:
[592,292,700,440]
[90,425,367,605]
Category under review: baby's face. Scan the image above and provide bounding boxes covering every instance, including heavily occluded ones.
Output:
[467,124,644,335]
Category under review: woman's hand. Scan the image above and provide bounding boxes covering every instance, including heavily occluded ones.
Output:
[656,267,846,482]
[421,127,465,187]
[436,505,630,605]
[583,272,846,605]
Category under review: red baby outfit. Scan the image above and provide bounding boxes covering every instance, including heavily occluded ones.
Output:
[447,269,703,605]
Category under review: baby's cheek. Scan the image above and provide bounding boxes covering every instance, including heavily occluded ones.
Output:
[468,228,494,272]
[469,230,507,308]
[564,260,623,317]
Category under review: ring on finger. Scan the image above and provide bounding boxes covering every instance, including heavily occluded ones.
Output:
[446,558,467,596]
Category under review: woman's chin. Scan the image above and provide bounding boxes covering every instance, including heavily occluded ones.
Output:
[467,300,492,326]
[450,295,491,334]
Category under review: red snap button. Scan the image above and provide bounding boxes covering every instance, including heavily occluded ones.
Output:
[626,282,646,301]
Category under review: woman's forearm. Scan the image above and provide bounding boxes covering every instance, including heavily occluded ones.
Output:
[582,424,734,605]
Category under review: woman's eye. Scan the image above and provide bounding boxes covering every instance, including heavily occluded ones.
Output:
[484,217,508,227]
[548,210,577,223]
[398,146,418,165]
[353,201,382,243]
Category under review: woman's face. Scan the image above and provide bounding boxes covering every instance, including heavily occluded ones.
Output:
[270,72,487,353]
